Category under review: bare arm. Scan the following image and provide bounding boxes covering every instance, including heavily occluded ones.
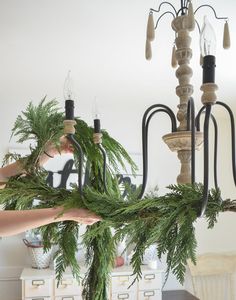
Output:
[0,136,73,183]
[0,137,101,237]
[0,207,101,237]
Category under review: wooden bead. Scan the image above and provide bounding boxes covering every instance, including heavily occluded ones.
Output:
[146,13,155,42]
[63,120,76,135]
[145,39,152,61]
[93,133,103,144]
[187,1,195,31]
[223,21,230,49]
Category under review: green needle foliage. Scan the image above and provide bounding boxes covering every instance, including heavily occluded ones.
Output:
[0,99,235,300]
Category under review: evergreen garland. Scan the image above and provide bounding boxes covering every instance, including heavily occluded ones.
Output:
[0,99,236,300]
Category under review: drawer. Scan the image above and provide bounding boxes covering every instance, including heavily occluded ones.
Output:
[55,278,81,296]
[55,297,82,300]
[139,273,162,291]
[111,275,136,292]
[24,279,52,297]
[138,289,162,300]
[111,291,136,300]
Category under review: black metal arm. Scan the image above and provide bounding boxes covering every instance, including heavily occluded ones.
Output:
[66,133,83,196]
[216,101,236,186]
[187,97,196,184]
[97,143,108,194]
[200,104,212,217]
[138,104,177,199]
[196,107,219,190]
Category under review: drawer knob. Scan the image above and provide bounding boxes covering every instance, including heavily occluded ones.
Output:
[144,291,155,296]
[61,279,74,286]
[118,293,129,299]
[32,280,45,287]
[118,276,129,284]
[144,274,155,280]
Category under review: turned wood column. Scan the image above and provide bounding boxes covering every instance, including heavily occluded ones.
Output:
[163,10,203,184]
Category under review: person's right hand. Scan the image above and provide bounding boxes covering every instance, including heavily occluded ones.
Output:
[59,207,102,225]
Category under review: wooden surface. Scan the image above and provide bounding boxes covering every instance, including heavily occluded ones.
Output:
[163,290,199,300]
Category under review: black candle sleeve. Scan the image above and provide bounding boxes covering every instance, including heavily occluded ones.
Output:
[202,55,216,84]
[94,119,101,133]
[65,100,74,120]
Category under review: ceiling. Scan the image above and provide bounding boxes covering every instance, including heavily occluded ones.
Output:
[0,0,236,120]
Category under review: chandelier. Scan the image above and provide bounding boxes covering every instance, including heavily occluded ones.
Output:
[63,0,232,218]
[142,0,232,217]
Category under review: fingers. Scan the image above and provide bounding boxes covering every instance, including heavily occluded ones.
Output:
[75,217,101,225]
[63,208,102,225]
[59,136,74,154]
[82,219,100,225]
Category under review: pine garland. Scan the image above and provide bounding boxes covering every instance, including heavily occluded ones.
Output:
[1,99,236,300]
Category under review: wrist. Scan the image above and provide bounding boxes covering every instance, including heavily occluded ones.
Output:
[51,206,71,222]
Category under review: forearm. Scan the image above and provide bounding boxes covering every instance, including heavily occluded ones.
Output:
[0,161,23,182]
[0,207,101,237]
[0,207,63,237]
[0,155,50,185]
[0,137,72,183]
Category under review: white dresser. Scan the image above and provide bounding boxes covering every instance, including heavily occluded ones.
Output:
[20,265,163,300]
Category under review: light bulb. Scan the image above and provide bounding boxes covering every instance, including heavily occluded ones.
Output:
[200,16,216,57]
[92,97,101,133]
[92,97,100,120]
[63,70,75,100]
[64,71,75,120]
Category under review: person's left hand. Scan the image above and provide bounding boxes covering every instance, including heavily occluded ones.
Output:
[38,136,74,166]
[44,136,74,158]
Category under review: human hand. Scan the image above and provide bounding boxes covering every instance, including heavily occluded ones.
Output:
[44,136,73,158]
[60,208,102,225]
[39,136,74,166]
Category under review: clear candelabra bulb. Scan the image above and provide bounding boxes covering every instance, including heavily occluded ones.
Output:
[200,16,217,57]
[92,97,101,134]
[92,97,100,120]
[63,70,75,100]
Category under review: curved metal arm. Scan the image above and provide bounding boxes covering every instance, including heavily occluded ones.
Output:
[195,106,219,190]
[177,6,188,16]
[150,2,177,16]
[195,19,201,34]
[216,101,236,186]
[138,104,177,199]
[195,106,206,131]
[143,104,177,133]
[97,144,108,194]
[194,5,228,20]
[66,134,83,196]
[154,11,176,29]
[200,104,212,217]
[186,98,196,184]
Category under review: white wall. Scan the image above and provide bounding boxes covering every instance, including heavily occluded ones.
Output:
[0,0,236,298]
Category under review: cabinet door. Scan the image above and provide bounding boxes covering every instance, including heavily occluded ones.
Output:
[139,273,162,291]
[55,278,81,296]
[138,289,162,300]
[24,278,52,298]
[111,291,136,300]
